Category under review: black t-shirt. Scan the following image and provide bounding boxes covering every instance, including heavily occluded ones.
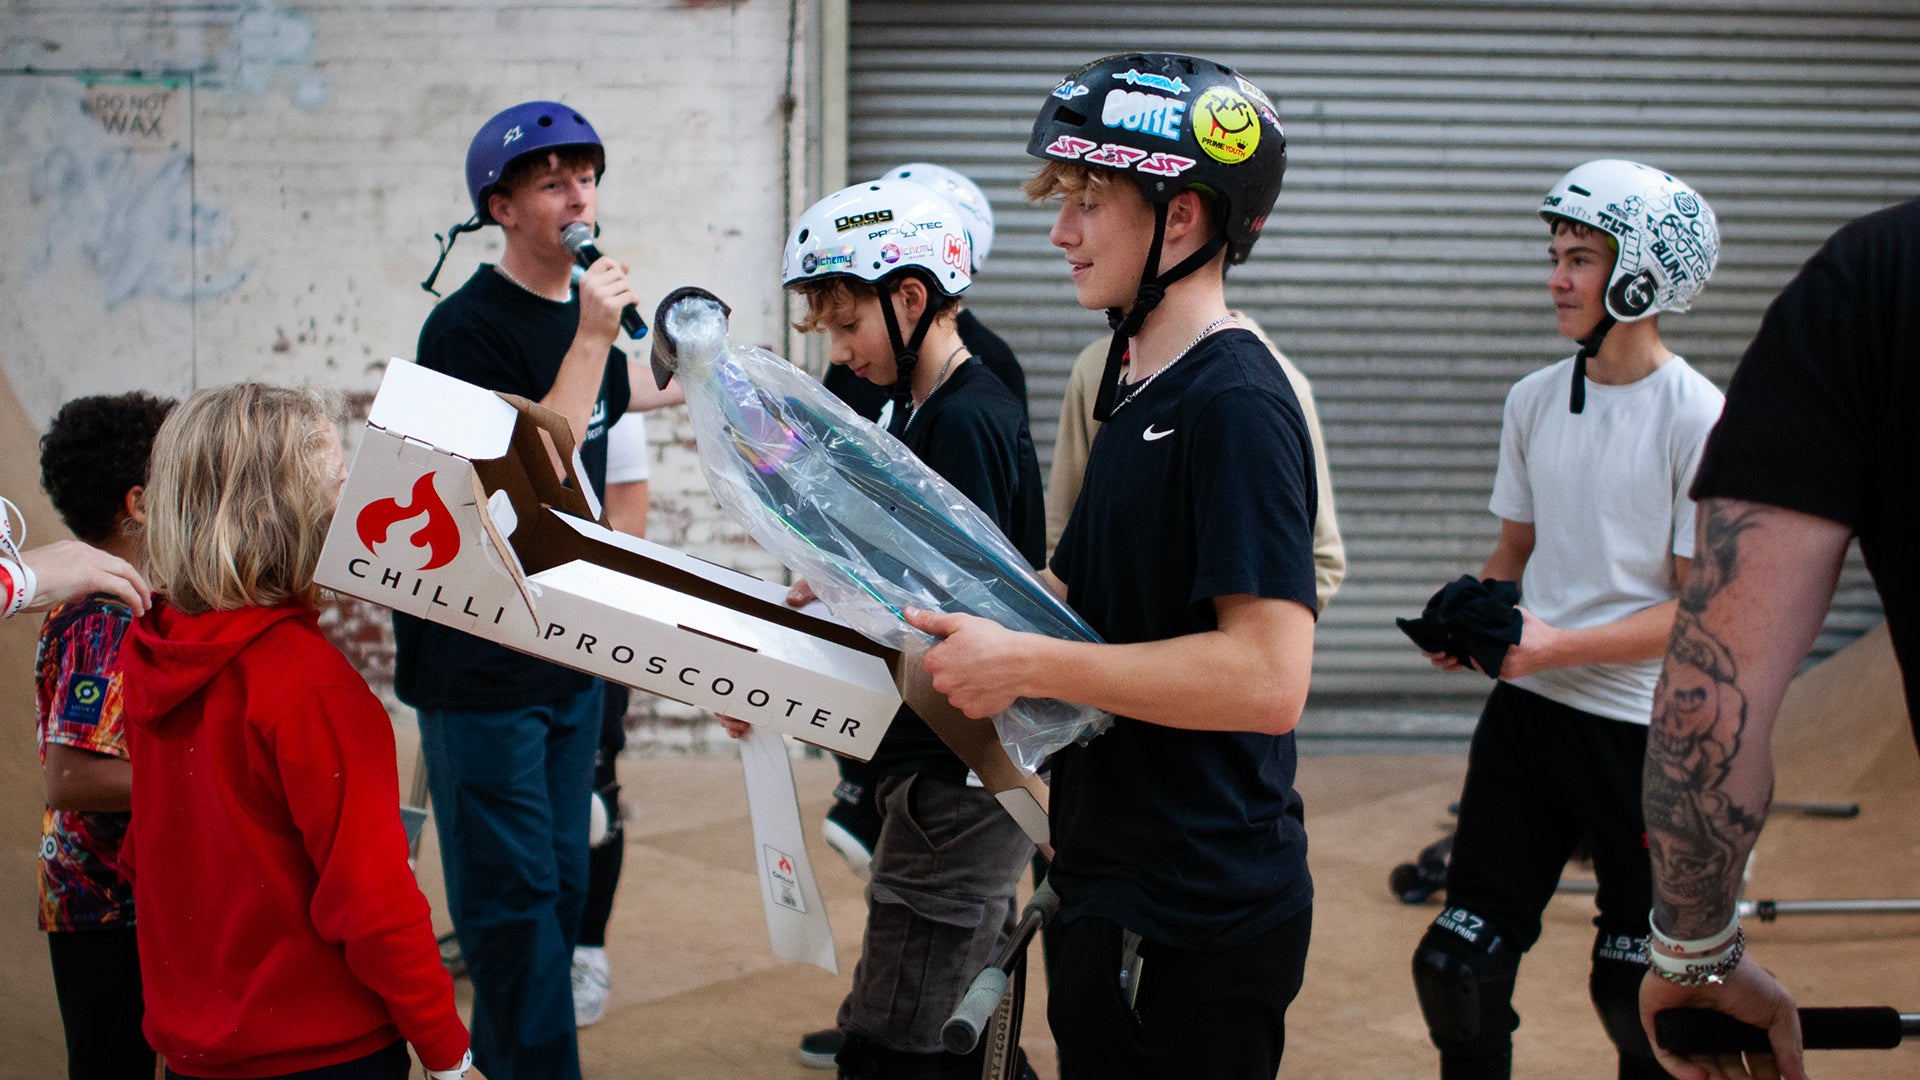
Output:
[1691,197,1920,743]
[392,265,633,712]
[870,358,1046,781]
[1047,327,1319,948]
[824,309,1029,421]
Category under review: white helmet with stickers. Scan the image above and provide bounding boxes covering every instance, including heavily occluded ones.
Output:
[1539,159,1719,323]
[783,178,972,296]
[881,163,994,271]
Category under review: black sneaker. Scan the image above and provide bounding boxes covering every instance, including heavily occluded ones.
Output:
[795,1027,843,1070]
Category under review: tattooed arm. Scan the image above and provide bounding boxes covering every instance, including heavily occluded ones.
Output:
[1639,497,1852,1080]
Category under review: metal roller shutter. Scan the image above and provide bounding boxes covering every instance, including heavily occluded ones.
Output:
[846,0,1919,732]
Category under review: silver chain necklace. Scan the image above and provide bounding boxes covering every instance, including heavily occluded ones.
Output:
[494,262,569,302]
[904,345,969,432]
[1110,314,1237,415]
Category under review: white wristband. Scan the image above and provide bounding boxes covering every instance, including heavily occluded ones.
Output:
[0,557,30,618]
[1649,910,1740,957]
[425,1048,473,1080]
[1647,925,1746,986]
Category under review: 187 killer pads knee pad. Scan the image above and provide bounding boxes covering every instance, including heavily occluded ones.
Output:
[1412,906,1520,1056]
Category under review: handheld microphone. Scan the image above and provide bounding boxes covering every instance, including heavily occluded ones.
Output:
[562,223,648,340]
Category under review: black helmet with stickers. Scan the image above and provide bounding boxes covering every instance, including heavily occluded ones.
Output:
[1029,52,1286,265]
[1028,53,1286,420]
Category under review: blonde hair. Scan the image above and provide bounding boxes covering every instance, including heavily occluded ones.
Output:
[145,383,342,615]
[1022,161,1120,203]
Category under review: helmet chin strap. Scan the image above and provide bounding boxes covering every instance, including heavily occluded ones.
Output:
[1569,312,1617,414]
[876,276,943,411]
[421,214,484,296]
[1092,204,1230,422]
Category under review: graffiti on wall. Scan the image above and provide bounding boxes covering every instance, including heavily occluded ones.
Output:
[2,0,331,308]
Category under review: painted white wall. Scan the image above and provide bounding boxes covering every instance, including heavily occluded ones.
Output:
[1,0,808,588]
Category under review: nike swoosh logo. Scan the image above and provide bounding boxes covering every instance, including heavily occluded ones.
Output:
[1142,425,1175,442]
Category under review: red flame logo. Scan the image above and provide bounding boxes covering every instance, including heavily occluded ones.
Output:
[355,472,460,571]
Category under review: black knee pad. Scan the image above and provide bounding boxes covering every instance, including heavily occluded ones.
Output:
[1412,906,1521,1057]
[1590,930,1662,1077]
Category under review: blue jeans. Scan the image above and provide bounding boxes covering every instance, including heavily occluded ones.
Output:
[419,682,602,1080]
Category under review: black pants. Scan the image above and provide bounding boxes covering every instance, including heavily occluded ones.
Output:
[168,1040,409,1079]
[1442,682,1657,1077]
[48,926,153,1080]
[578,685,629,949]
[1049,905,1311,1080]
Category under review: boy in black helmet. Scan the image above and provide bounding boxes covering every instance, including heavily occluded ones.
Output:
[908,53,1315,1079]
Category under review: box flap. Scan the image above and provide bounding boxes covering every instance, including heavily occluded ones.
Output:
[369,360,520,461]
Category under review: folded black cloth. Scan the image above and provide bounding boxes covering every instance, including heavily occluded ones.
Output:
[1396,575,1522,679]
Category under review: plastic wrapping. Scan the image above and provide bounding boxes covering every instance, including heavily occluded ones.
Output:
[664,297,1110,772]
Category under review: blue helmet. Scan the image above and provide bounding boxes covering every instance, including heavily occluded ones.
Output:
[465,101,604,224]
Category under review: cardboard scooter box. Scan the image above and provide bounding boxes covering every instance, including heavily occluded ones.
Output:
[315,360,904,759]
[317,361,1051,845]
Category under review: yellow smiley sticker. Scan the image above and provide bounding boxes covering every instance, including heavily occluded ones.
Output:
[1192,87,1261,165]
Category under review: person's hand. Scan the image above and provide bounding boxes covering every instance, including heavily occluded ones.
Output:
[576,257,638,344]
[904,607,1035,719]
[786,579,817,608]
[718,716,753,740]
[1423,648,1474,674]
[21,541,152,616]
[1640,957,1808,1080]
[1491,607,1563,680]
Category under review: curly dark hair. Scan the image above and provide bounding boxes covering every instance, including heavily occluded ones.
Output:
[40,391,178,543]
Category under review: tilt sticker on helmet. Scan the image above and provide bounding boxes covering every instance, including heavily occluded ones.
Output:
[1193,87,1260,165]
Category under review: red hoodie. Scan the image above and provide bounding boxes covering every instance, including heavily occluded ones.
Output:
[121,602,467,1078]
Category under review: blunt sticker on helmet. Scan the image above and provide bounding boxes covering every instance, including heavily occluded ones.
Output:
[1052,78,1091,100]
[1192,87,1260,165]
[1102,89,1186,142]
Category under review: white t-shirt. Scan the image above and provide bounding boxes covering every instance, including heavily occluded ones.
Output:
[604,414,650,484]
[1489,355,1724,724]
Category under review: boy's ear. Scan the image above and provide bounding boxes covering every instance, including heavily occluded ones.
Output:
[124,485,147,527]
[893,275,930,320]
[1165,189,1210,238]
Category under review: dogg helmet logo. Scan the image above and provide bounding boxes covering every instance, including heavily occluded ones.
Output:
[1192,87,1261,165]
[356,472,461,571]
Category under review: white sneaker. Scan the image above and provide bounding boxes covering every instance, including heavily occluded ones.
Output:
[571,945,610,1027]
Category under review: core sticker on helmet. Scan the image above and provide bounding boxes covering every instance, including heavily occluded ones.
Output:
[1101,89,1186,142]
[1193,87,1261,165]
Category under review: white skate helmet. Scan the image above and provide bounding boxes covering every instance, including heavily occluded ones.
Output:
[1539,159,1719,322]
[882,163,994,271]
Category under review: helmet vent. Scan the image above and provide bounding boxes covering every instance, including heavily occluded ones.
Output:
[1568,184,1591,196]
[1056,106,1088,126]
[797,227,810,243]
